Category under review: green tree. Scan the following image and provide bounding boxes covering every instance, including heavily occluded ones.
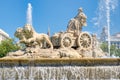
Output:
[100,42,108,52]
[100,42,120,57]
[0,39,20,57]
[110,45,117,56]
[115,49,120,57]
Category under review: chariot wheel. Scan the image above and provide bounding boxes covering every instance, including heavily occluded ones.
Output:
[60,34,73,48]
[51,37,59,47]
[77,32,92,50]
[39,42,43,48]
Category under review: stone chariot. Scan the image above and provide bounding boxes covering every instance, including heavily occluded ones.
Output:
[15,8,92,51]
[51,8,92,50]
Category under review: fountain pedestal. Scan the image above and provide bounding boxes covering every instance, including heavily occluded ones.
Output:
[0,58,120,80]
[0,58,120,66]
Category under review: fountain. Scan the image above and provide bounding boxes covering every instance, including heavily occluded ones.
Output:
[0,58,120,79]
[97,0,118,56]
[106,0,111,56]
[105,0,118,57]
[0,3,120,80]
[27,3,32,25]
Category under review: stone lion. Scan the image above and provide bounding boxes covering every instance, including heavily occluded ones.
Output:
[23,24,53,49]
[14,27,27,43]
[14,27,35,47]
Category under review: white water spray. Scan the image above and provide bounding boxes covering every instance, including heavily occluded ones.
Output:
[106,0,111,56]
[26,3,32,25]
[105,0,118,56]
[0,66,120,79]
[93,0,118,56]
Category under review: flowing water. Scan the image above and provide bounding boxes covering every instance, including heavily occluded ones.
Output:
[95,0,118,56]
[0,66,120,80]
[106,0,111,56]
[26,3,32,25]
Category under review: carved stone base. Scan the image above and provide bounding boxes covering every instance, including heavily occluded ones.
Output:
[6,47,106,59]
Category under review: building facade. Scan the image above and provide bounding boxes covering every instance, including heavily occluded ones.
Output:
[100,27,120,49]
[0,29,9,42]
[110,33,120,49]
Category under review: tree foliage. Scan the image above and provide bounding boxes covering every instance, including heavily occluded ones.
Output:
[0,39,20,57]
[100,42,108,52]
[100,42,120,57]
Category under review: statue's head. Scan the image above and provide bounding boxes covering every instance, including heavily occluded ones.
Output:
[78,8,83,12]
[14,27,24,39]
[16,27,23,33]
[23,24,34,38]
[24,24,33,32]
[78,8,87,26]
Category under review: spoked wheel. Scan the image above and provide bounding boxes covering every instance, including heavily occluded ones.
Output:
[51,37,60,47]
[60,34,73,48]
[77,32,92,50]
[39,42,43,48]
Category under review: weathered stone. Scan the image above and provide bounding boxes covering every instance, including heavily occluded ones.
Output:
[15,24,53,49]
[57,48,82,58]
[6,7,106,59]
[8,50,24,56]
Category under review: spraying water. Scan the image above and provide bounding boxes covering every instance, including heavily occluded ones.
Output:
[106,0,111,56]
[93,0,118,56]
[0,66,120,79]
[105,0,118,56]
[26,3,32,25]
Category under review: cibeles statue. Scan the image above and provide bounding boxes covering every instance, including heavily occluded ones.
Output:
[15,24,53,49]
[8,7,106,58]
[67,8,87,36]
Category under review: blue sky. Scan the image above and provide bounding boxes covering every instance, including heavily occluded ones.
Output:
[0,0,120,38]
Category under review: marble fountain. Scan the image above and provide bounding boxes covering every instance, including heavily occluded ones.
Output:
[0,4,120,80]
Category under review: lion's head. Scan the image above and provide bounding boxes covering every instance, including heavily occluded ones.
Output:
[14,27,24,40]
[23,24,34,39]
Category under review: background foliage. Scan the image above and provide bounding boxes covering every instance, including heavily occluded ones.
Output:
[0,39,20,58]
[100,42,120,57]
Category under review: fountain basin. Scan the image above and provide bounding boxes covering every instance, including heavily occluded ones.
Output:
[0,58,120,80]
[0,58,120,66]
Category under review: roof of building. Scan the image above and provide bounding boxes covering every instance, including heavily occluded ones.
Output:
[0,29,9,38]
[113,32,120,37]
[110,32,120,42]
